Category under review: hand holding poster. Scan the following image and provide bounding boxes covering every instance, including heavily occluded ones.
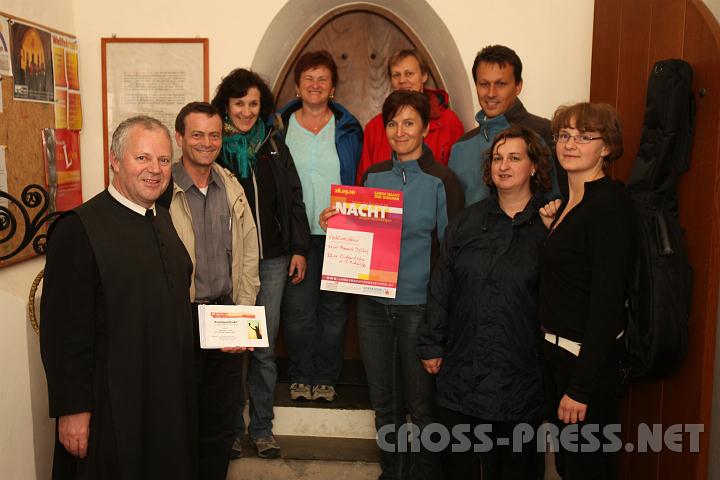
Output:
[321,184,403,298]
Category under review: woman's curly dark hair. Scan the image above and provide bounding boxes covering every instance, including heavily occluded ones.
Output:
[211,68,275,122]
[482,125,553,193]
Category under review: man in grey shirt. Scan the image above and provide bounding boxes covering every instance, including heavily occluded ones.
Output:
[161,102,260,480]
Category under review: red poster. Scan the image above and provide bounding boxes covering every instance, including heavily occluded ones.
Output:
[42,128,82,211]
[321,184,403,298]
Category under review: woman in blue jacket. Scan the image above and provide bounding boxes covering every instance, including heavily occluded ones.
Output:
[277,50,363,403]
[320,90,464,479]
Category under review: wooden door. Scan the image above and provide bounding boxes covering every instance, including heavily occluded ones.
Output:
[273,8,443,127]
[590,1,720,478]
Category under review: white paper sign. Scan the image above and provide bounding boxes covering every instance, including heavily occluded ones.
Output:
[197,304,269,349]
[0,17,12,76]
[322,228,374,279]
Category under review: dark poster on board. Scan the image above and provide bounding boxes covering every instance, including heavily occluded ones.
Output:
[10,20,54,103]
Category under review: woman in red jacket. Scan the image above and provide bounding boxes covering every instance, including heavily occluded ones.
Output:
[356,49,464,183]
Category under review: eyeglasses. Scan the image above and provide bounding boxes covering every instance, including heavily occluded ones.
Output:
[553,132,603,144]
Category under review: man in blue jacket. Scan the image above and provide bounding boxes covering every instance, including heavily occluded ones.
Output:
[448,44,566,205]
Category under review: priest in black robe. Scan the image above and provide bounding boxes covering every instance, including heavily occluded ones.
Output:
[40,116,198,480]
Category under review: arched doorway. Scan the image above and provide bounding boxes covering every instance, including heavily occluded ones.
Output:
[272,6,445,127]
[252,0,474,129]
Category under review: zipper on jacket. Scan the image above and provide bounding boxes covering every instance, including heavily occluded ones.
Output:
[402,168,407,185]
[250,166,264,260]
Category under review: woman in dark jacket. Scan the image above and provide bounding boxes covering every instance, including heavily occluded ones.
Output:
[417,125,553,479]
[211,68,311,459]
[538,103,635,480]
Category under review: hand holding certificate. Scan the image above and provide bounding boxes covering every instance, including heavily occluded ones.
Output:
[197,305,269,349]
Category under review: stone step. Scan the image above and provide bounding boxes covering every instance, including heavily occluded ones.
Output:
[272,405,375,439]
[239,381,562,479]
[235,383,381,477]
[269,383,375,439]
[235,435,379,463]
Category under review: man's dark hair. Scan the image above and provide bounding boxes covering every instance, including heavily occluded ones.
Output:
[472,45,523,84]
[211,68,275,122]
[381,90,430,128]
[175,102,221,135]
[293,50,339,87]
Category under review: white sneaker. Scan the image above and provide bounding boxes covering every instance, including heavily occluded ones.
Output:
[312,384,336,402]
[289,382,312,401]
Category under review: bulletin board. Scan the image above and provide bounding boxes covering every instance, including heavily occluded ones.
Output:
[0,11,78,269]
[101,38,209,186]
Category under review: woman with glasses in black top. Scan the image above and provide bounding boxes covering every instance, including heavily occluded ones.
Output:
[538,102,635,480]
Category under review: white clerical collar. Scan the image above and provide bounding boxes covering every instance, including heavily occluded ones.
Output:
[108,184,156,216]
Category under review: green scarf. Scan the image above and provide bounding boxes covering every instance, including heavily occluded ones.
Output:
[221,120,266,179]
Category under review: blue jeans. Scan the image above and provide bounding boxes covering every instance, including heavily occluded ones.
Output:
[237,255,288,440]
[356,297,441,480]
[282,235,347,385]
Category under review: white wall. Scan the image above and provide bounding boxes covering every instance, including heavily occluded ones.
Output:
[0,0,594,476]
[1,0,75,33]
[71,0,289,199]
[71,0,594,199]
[0,2,75,479]
[706,0,720,23]
[430,0,594,117]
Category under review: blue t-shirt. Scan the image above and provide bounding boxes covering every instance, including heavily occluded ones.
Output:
[286,114,342,235]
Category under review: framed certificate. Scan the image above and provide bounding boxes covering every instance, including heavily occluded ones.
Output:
[101,38,209,185]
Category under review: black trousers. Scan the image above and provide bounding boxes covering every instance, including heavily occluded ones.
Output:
[192,303,244,480]
[436,406,543,480]
[542,340,624,480]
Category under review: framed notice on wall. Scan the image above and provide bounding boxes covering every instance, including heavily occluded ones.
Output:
[101,38,208,185]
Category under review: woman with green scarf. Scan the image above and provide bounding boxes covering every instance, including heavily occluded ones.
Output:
[211,68,310,460]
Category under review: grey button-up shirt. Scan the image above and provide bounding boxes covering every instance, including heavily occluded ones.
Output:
[172,161,232,302]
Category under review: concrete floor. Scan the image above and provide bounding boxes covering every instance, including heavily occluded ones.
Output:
[230,381,562,479]
[226,453,561,480]
[227,458,381,480]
